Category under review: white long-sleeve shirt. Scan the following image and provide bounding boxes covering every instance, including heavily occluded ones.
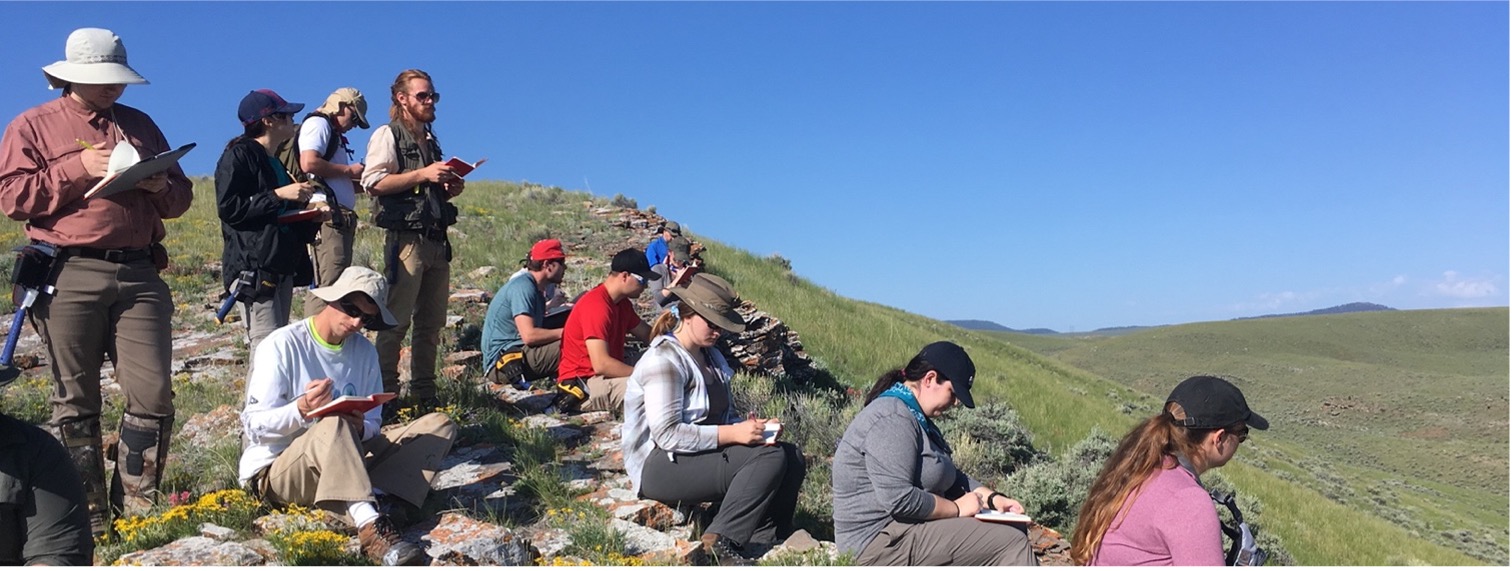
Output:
[238,318,383,485]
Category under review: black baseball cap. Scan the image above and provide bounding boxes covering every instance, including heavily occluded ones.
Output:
[917,341,976,408]
[1166,376,1269,430]
[611,248,661,282]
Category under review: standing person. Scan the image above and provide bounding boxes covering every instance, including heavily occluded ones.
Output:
[623,273,805,562]
[831,341,1036,566]
[239,266,457,566]
[215,89,320,363]
[0,411,94,565]
[481,239,569,388]
[0,27,193,535]
[299,88,369,316]
[362,69,461,405]
[1072,376,1268,566]
[554,248,658,414]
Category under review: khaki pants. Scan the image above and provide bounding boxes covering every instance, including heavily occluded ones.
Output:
[303,216,356,317]
[255,412,457,512]
[857,518,1037,566]
[377,231,449,400]
[582,375,627,414]
[484,341,562,385]
[32,256,174,423]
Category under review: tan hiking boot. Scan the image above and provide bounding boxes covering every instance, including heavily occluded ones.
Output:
[358,515,424,566]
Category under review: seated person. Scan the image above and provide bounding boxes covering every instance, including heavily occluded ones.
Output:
[623,274,804,561]
[553,249,657,414]
[238,266,457,566]
[1072,376,1268,566]
[832,341,1036,566]
[0,412,93,565]
[482,239,570,388]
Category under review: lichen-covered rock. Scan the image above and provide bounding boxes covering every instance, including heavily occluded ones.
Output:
[421,513,536,566]
[114,536,264,566]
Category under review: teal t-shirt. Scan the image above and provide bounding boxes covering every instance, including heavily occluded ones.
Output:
[482,271,545,366]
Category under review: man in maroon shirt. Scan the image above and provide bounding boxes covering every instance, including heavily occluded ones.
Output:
[555,248,658,414]
[0,28,192,536]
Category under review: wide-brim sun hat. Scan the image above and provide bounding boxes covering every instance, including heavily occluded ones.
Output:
[310,267,399,331]
[43,28,148,89]
[669,273,746,334]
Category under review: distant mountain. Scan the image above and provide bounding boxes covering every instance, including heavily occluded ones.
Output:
[946,320,1061,335]
[1236,302,1395,321]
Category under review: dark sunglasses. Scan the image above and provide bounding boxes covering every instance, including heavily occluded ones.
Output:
[411,91,441,103]
[1228,427,1249,443]
[337,299,378,325]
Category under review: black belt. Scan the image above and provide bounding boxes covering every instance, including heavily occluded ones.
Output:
[392,227,448,242]
[60,246,151,264]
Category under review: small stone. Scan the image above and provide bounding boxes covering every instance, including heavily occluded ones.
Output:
[469,266,498,279]
[114,536,264,566]
[449,289,490,304]
[445,351,482,366]
[446,315,464,328]
[198,522,236,541]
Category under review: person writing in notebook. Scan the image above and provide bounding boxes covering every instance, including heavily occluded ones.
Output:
[299,87,369,316]
[214,89,320,364]
[0,27,193,537]
[239,266,457,566]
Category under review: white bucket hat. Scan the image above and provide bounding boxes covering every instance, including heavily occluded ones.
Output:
[309,267,400,331]
[42,28,148,89]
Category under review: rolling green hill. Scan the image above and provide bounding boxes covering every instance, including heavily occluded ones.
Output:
[0,179,1493,564]
[987,309,1509,563]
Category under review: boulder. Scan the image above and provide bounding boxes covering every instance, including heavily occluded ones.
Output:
[114,536,264,566]
[421,513,536,566]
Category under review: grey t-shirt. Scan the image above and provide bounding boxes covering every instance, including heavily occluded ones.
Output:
[830,397,981,556]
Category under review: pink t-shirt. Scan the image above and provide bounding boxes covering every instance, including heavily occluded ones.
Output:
[1090,460,1224,566]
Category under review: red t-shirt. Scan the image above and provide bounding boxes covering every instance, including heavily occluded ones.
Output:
[558,284,642,380]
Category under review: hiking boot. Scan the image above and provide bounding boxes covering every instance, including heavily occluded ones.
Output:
[376,494,420,529]
[358,515,424,566]
[700,533,749,566]
[547,378,588,415]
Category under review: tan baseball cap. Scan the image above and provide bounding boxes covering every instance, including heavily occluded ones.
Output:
[315,87,369,129]
[310,266,398,330]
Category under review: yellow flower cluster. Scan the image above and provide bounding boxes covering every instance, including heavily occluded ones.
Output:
[271,529,349,565]
[535,555,594,566]
[110,489,261,545]
[396,403,461,424]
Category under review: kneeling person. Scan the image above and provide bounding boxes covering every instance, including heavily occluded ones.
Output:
[238,267,457,566]
[482,239,569,389]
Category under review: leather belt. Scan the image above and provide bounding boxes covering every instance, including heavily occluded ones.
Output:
[60,246,151,264]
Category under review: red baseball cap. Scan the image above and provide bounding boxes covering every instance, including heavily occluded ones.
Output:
[530,239,566,261]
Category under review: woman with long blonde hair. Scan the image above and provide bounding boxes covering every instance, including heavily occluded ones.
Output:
[1071,376,1268,565]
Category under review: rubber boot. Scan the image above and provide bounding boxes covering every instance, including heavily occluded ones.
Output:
[110,412,173,515]
[51,419,110,538]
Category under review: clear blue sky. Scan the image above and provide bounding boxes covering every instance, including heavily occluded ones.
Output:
[3,2,1505,331]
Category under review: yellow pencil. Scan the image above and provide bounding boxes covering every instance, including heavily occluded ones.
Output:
[75,139,96,150]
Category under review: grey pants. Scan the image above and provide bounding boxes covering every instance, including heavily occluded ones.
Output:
[640,442,806,547]
[242,274,294,366]
[857,517,1038,566]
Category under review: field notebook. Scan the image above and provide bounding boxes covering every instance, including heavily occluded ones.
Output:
[975,510,1033,524]
[84,143,196,200]
[444,157,486,179]
[306,392,397,418]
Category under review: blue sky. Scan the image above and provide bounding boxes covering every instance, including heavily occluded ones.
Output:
[3,2,1505,331]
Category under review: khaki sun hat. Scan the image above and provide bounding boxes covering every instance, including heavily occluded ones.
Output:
[43,28,148,89]
[310,266,399,330]
[315,87,369,129]
[669,273,746,333]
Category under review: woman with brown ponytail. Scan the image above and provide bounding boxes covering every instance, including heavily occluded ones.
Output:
[1071,375,1268,565]
[620,273,806,562]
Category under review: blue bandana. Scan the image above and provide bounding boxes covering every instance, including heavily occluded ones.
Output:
[877,382,952,454]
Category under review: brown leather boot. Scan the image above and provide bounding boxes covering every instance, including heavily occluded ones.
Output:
[358,515,424,566]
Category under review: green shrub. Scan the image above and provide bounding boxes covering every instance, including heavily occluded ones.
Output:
[1002,428,1115,530]
[937,402,1047,484]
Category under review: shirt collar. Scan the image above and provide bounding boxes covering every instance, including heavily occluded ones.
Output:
[57,94,111,124]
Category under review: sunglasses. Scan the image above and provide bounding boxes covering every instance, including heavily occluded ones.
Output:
[1228,427,1249,443]
[410,91,441,103]
[336,299,379,326]
[632,273,647,286]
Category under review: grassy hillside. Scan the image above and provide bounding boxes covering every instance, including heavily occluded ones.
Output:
[0,179,1492,565]
[988,310,1509,563]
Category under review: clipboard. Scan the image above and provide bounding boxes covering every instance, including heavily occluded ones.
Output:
[84,143,196,200]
